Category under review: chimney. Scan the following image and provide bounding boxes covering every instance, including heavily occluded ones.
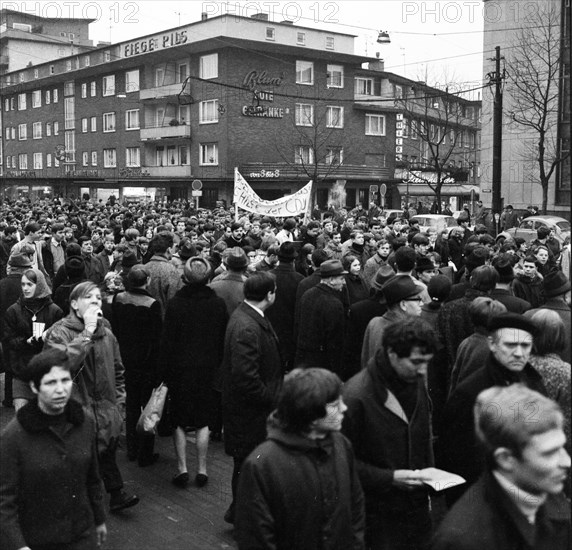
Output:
[201,12,208,20]
[368,57,384,72]
[251,13,269,21]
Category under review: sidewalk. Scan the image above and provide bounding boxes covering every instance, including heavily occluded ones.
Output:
[0,375,238,550]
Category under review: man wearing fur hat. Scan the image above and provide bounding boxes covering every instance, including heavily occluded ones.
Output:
[438,313,547,505]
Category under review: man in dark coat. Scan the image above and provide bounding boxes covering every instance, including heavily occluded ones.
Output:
[343,318,438,550]
[222,272,283,524]
[490,254,531,313]
[236,368,365,550]
[295,260,347,375]
[266,242,304,372]
[438,313,547,506]
[433,385,570,550]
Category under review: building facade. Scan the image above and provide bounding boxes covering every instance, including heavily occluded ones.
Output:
[1,12,480,211]
[480,0,570,216]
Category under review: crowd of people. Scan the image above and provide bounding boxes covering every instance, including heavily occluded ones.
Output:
[0,195,570,550]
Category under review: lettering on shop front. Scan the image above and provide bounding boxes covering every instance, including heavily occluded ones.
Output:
[123,31,188,57]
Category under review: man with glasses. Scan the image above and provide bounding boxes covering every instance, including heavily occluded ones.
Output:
[343,318,438,549]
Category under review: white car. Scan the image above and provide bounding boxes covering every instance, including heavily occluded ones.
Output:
[409,214,458,234]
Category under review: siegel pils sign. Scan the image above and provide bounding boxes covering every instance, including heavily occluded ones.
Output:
[123,31,188,57]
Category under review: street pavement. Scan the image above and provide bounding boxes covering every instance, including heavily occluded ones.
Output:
[0,375,238,550]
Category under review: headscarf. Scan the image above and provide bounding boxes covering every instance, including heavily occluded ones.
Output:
[23,268,52,300]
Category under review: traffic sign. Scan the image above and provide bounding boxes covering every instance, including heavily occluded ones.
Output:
[191,190,203,197]
[191,179,203,190]
[380,184,387,197]
[369,185,378,194]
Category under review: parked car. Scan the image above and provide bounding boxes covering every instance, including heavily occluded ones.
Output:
[409,214,458,234]
[497,215,570,245]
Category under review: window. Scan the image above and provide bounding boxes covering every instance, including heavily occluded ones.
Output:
[395,85,403,99]
[64,81,74,96]
[327,65,343,88]
[325,147,343,165]
[402,118,409,138]
[326,106,344,128]
[33,122,42,139]
[33,152,43,169]
[50,65,55,74]
[11,128,16,140]
[81,83,87,98]
[54,122,59,135]
[355,78,373,95]
[53,89,58,102]
[64,131,75,162]
[410,120,418,140]
[365,114,386,135]
[32,90,41,108]
[200,100,219,124]
[90,81,96,97]
[82,151,89,166]
[179,146,189,165]
[4,99,8,111]
[18,124,27,140]
[295,103,314,126]
[266,27,275,40]
[19,73,25,83]
[295,146,313,165]
[18,93,27,110]
[5,157,10,169]
[46,122,52,136]
[199,143,218,165]
[91,151,97,166]
[46,154,52,167]
[103,148,116,167]
[5,126,9,140]
[469,132,476,149]
[126,147,140,167]
[297,32,306,45]
[34,69,39,79]
[19,154,28,169]
[325,36,335,49]
[104,51,111,62]
[102,75,115,96]
[45,90,51,104]
[177,62,188,83]
[296,61,313,85]
[90,116,97,132]
[64,97,75,129]
[10,97,15,110]
[103,112,116,132]
[66,60,72,71]
[200,54,218,79]
[125,109,139,130]
[81,118,88,133]
[125,69,140,93]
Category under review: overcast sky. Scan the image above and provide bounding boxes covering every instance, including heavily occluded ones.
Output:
[21,1,486,94]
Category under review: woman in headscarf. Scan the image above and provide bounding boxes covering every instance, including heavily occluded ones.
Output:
[3,268,63,410]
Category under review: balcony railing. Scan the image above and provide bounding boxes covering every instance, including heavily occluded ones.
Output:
[140,124,191,141]
[140,83,185,101]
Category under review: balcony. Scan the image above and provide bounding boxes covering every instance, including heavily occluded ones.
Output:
[0,55,8,66]
[144,166,191,178]
[140,83,185,101]
[140,124,191,141]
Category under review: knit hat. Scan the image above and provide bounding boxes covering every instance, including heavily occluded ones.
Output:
[8,253,32,268]
[543,271,571,298]
[277,242,298,261]
[371,265,396,291]
[64,256,86,279]
[224,247,248,270]
[492,255,514,283]
[488,312,537,336]
[183,257,212,285]
[382,276,420,306]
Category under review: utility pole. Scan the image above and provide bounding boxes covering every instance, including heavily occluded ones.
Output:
[487,46,505,234]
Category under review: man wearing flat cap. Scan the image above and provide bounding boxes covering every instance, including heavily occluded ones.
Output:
[295,259,347,375]
[361,275,423,368]
[438,313,547,505]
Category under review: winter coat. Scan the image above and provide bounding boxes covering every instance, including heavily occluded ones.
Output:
[432,471,570,550]
[3,296,63,378]
[222,302,283,458]
[0,399,106,550]
[437,353,546,498]
[344,273,369,305]
[265,263,304,368]
[295,284,346,375]
[145,254,183,317]
[489,287,531,314]
[362,254,390,289]
[236,414,365,550]
[342,357,433,514]
[161,284,228,401]
[512,273,544,308]
[448,330,490,394]
[43,314,126,453]
[209,271,247,316]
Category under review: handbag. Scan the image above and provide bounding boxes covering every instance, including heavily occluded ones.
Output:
[136,383,169,435]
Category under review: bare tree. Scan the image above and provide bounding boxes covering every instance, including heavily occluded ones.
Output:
[395,82,475,213]
[505,1,567,213]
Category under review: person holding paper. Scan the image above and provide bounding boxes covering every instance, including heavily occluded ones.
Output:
[342,317,438,549]
[432,385,570,550]
[2,268,62,410]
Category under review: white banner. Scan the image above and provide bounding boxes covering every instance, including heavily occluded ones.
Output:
[234,168,313,217]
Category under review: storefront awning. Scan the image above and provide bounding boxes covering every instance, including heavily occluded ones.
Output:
[396,184,479,196]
